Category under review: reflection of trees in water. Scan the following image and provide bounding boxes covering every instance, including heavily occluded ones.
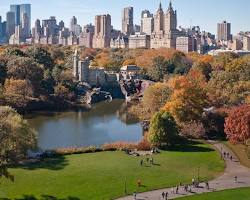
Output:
[117,101,140,125]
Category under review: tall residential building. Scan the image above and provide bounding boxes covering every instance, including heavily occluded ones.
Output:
[243,36,250,51]
[176,36,196,53]
[141,10,154,35]
[93,14,112,48]
[122,7,134,35]
[154,2,164,33]
[6,11,15,37]
[217,21,231,41]
[151,1,182,49]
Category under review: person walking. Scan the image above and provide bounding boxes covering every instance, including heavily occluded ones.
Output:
[162,192,165,199]
[176,185,179,194]
[133,192,137,200]
[165,192,168,200]
[140,159,143,166]
[234,176,238,183]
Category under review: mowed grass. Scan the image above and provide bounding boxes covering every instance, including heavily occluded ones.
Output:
[176,188,250,200]
[0,143,224,200]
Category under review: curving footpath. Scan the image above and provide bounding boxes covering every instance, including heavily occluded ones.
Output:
[116,141,250,200]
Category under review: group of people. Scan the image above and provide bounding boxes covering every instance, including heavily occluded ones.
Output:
[223,151,233,161]
[140,157,154,166]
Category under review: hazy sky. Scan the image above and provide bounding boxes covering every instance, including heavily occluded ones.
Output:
[0,0,249,34]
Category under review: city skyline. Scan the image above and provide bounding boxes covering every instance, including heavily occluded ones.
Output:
[0,0,250,34]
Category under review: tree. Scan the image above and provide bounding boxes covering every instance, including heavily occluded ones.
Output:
[142,83,171,114]
[54,84,74,101]
[192,61,212,81]
[0,106,37,180]
[6,57,43,87]
[25,46,54,69]
[163,71,209,123]
[148,111,179,146]
[180,121,206,139]
[225,105,250,144]
[147,56,169,81]
[4,79,34,98]
[0,57,7,84]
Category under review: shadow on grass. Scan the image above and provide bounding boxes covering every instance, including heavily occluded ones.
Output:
[0,194,80,200]
[12,156,68,171]
[161,140,215,153]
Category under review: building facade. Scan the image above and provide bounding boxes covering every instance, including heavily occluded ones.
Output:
[141,10,154,35]
[93,14,112,48]
[243,36,250,51]
[176,36,196,53]
[217,21,232,41]
[122,7,134,35]
[151,1,182,49]
[129,33,150,49]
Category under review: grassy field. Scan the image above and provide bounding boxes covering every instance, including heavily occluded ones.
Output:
[225,142,250,168]
[176,188,250,200]
[0,143,224,200]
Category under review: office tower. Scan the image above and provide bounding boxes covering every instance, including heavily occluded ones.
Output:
[34,19,41,38]
[6,11,15,37]
[21,13,30,38]
[70,16,77,31]
[59,20,65,30]
[93,14,112,48]
[141,10,154,35]
[0,16,2,39]
[20,4,31,32]
[42,16,57,36]
[10,4,20,25]
[217,21,232,41]
[134,24,140,33]
[122,7,134,35]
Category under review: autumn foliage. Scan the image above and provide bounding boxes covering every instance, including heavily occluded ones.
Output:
[225,105,250,144]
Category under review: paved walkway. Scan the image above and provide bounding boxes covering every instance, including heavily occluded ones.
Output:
[117,141,250,200]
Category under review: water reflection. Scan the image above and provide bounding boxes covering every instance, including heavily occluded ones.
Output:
[26,100,143,150]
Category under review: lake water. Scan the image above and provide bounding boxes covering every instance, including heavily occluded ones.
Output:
[26,100,143,150]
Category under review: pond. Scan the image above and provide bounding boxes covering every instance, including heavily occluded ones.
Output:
[26,100,143,150]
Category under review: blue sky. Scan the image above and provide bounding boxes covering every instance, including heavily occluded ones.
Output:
[0,0,249,34]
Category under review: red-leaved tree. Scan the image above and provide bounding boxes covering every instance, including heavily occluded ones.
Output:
[225,105,250,144]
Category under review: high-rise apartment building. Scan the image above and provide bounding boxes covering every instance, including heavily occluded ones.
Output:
[141,10,154,35]
[6,11,15,37]
[176,36,196,53]
[122,7,134,35]
[93,14,112,48]
[70,16,77,31]
[151,1,182,49]
[42,16,58,36]
[217,21,232,41]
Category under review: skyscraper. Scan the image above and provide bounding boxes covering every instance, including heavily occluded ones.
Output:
[21,13,30,38]
[154,2,164,33]
[70,16,77,32]
[10,5,20,26]
[164,1,177,32]
[141,10,154,35]
[20,4,31,32]
[93,14,112,48]
[217,21,232,41]
[34,19,41,38]
[122,7,134,35]
[6,11,15,37]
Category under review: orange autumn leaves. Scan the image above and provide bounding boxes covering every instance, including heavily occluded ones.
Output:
[162,70,209,123]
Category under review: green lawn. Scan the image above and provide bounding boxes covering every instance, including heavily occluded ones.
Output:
[176,188,250,200]
[0,143,224,200]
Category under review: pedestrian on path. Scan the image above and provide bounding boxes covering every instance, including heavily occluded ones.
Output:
[162,192,165,199]
[165,192,168,200]
[133,192,137,200]
[176,185,179,194]
[234,176,238,183]
[140,159,143,166]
